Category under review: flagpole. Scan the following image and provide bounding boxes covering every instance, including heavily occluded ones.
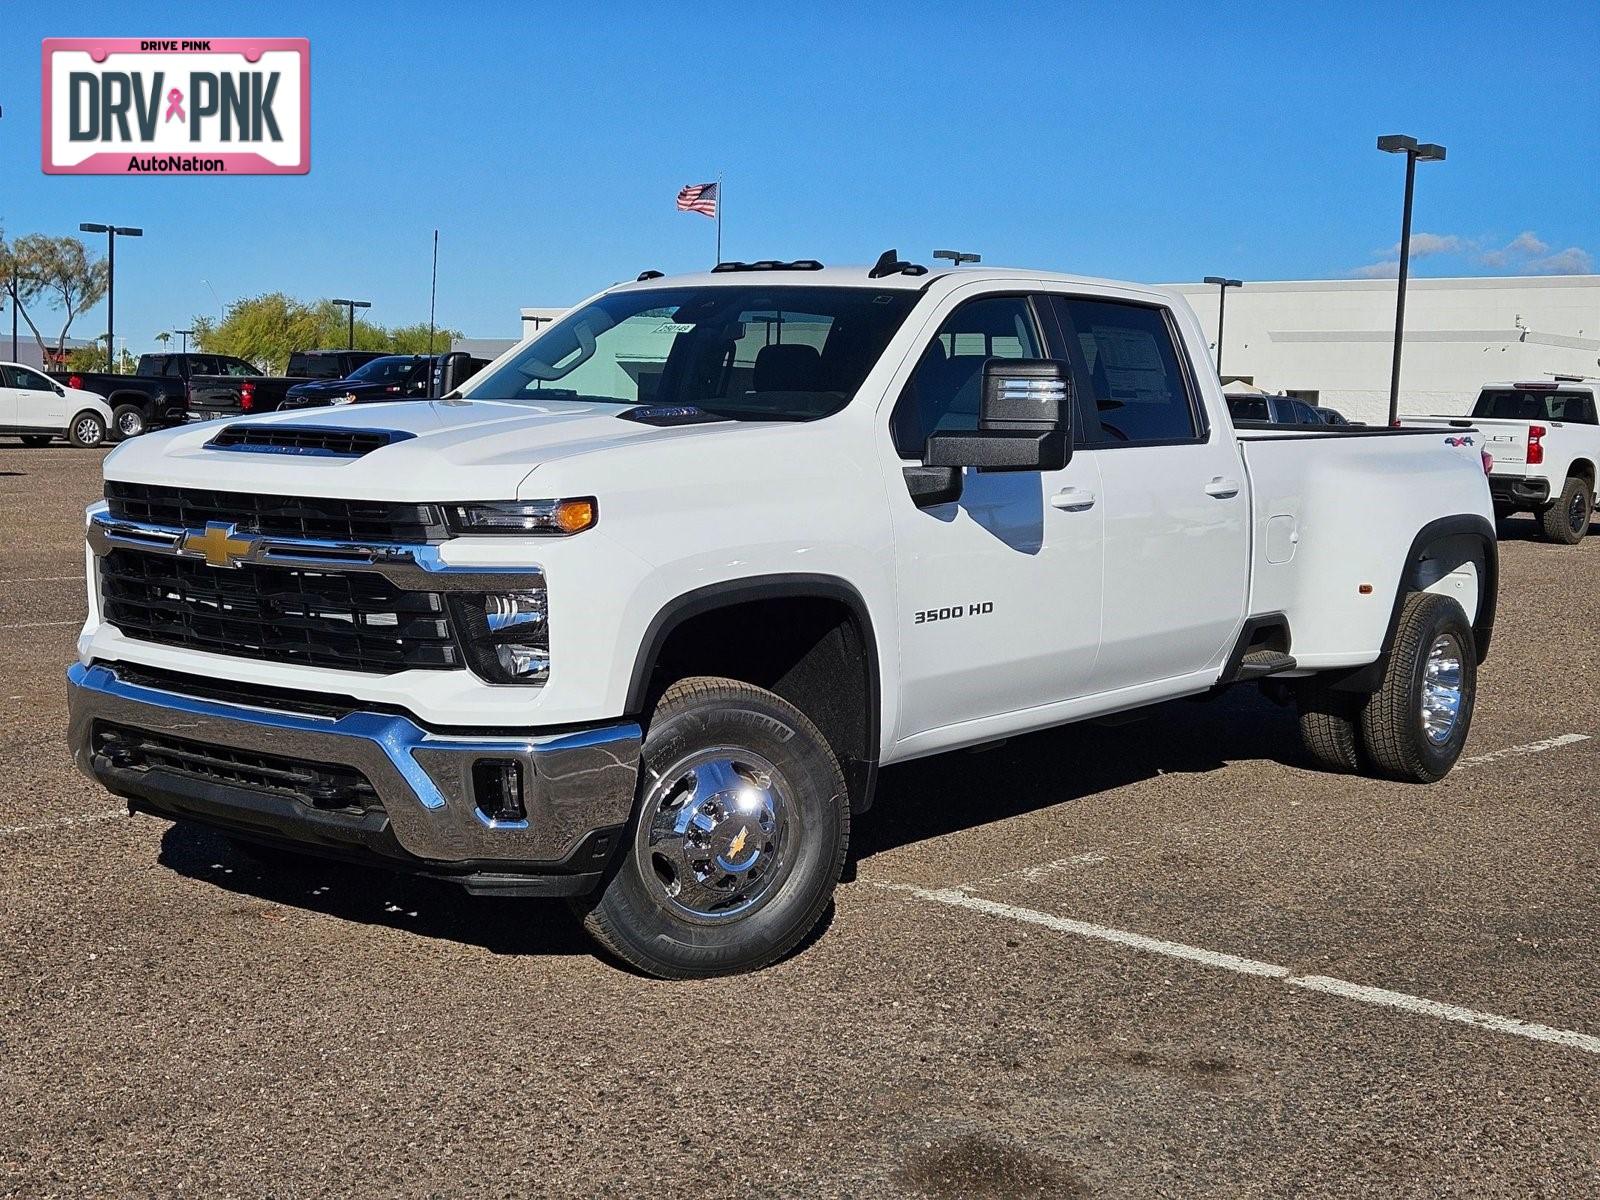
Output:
[715,171,723,266]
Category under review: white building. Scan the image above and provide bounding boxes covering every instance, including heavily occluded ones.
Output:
[1166,275,1600,424]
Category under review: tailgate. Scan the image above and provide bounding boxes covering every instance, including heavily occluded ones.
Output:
[1470,420,1531,470]
[186,376,253,418]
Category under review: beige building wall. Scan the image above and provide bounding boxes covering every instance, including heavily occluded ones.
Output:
[1166,276,1600,423]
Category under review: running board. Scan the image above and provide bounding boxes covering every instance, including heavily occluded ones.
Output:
[1234,649,1297,680]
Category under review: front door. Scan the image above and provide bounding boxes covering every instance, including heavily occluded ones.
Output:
[1042,295,1249,693]
[886,292,1104,746]
[9,365,68,431]
[0,367,20,429]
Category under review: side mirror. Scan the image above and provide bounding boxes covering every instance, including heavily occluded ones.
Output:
[923,359,1071,472]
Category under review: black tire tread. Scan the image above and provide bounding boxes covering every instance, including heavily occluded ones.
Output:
[1297,683,1362,773]
[1359,592,1473,783]
[1538,476,1591,544]
[578,675,849,979]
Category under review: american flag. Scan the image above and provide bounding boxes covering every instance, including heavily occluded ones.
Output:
[676,181,718,218]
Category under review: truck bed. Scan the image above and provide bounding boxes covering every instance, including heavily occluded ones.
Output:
[1237,424,1491,671]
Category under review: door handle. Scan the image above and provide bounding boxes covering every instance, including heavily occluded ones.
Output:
[1203,476,1241,499]
[1050,487,1096,511]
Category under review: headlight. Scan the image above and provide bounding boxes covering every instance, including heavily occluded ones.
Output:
[445,498,597,536]
[453,588,550,684]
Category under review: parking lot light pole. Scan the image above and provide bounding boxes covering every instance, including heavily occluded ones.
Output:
[1377,134,1446,426]
[933,249,982,266]
[331,298,371,350]
[175,327,195,355]
[79,223,143,372]
[1202,276,1243,376]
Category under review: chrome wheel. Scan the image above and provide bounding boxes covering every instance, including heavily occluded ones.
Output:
[1420,633,1464,745]
[636,748,790,924]
[116,410,144,437]
[74,416,104,446]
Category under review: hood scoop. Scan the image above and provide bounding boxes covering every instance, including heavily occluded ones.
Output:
[206,424,416,458]
[615,405,731,427]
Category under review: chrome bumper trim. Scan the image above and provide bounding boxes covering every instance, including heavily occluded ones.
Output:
[86,510,545,593]
[66,662,640,864]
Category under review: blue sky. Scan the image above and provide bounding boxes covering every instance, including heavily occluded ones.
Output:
[4,0,1597,354]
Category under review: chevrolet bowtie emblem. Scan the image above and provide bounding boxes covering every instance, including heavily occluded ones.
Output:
[181,521,257,569]
[727,825,749,859]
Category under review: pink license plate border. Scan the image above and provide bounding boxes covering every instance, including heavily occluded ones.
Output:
[41,37,311,175]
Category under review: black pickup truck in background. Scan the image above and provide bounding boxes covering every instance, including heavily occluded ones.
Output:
[51,352,261,438]
[186,349,386,421]
[279,352,492,410]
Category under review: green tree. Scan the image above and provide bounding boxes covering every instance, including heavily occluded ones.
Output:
[193,294,468,371]
[3,233,108,362]
[388,322,465,354]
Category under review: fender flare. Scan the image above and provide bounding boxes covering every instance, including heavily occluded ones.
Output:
[624,573,883,811]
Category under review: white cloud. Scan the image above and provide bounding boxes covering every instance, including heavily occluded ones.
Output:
[1526,247,1595,275]
[1480,231,1554,269]
[1398,232,1463,258]
[1348,260,1400,279]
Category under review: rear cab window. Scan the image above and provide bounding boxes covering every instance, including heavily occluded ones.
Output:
[1473,388,1597,424]
[1042,297,1204,445]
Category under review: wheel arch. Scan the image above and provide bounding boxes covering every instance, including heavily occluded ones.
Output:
[1332,513,1497,692]
[625,574,883,813]
[1567,457,1596,487]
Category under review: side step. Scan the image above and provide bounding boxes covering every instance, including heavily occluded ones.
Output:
[1235,649,1297,680]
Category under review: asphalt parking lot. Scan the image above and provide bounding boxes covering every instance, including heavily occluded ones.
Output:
[3,445,1598,1198]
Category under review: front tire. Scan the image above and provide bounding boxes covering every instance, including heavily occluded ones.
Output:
[112,404,146,439]
[574,677,849,979]
[1359,592,1477,783]
[1538,476,1593,544]
[67,410,107,448]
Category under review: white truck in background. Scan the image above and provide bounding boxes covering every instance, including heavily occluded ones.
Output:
[69,254,1498,978]
[1403,378,1598,543]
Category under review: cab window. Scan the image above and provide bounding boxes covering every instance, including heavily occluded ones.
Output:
[1047,298,1200,445]
[889,296,1041,458]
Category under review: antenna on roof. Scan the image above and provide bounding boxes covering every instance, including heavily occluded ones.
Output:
[868,249,929,279]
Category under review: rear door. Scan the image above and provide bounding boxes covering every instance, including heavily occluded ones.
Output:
[1043,295,1249,693]
[0,366,20,428]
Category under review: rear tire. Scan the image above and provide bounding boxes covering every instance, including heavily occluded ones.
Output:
[1359,592,1476,783]
[573,676,849,979]
[112,404,146,439]
[1538,476,1592,544]
[1296,680,1363,773]
[67,410,106,448]
[20,434,54,447]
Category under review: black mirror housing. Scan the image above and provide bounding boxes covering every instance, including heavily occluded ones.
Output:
[923,358,1071,472]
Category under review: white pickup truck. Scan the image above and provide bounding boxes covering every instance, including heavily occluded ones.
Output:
[1403,378,1598,543]
[68,255,1498,977]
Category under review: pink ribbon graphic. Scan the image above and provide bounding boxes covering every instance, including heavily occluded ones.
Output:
[164,88,185,123]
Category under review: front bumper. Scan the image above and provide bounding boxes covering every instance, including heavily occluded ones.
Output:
[1488,474,1550,508]
[67,662,641,896]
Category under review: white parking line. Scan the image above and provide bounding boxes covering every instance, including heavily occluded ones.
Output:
[1458,732,1590,767]
[0,808,125,838]
[5,576,82,583]
[0,620,81,629]
[885,885,1600,1056]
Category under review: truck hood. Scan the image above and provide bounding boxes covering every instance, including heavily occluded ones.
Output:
[103,397,765,500]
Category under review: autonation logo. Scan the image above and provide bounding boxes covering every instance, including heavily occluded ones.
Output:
[42,38,309,175]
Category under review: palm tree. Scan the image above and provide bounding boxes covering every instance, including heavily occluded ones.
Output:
[155,331,172,348]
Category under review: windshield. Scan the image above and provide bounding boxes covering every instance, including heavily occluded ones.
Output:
[468,286,920,420]
[348,356,419,383]
[1473,388,1597,424]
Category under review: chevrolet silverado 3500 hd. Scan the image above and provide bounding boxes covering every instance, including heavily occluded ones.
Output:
[68,256,1498,977]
